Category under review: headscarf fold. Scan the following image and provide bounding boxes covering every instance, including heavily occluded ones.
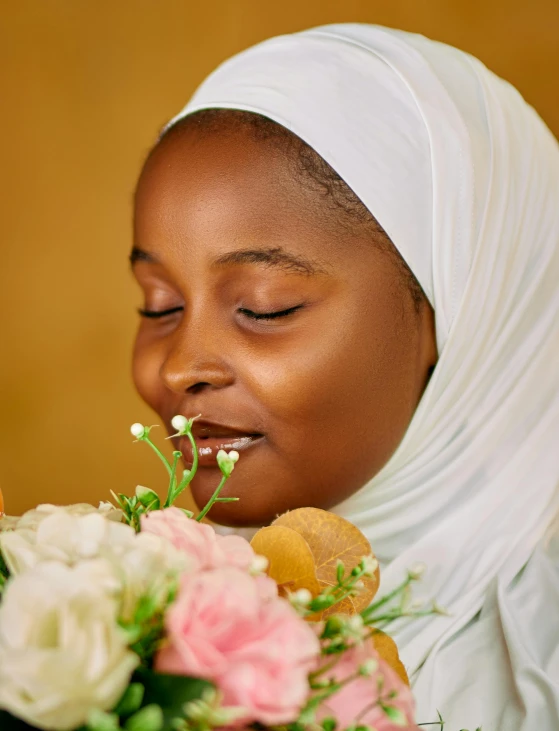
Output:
[167,24,559,729]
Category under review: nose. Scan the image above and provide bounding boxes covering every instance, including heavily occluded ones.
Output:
[159,316,235,395]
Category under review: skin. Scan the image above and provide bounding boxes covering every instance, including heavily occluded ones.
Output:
[132,121,438,526]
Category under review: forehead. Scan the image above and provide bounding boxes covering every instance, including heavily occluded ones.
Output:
[136,123,297,230]
[134,123,366,267]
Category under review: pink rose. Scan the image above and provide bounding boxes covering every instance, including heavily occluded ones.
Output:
[155,567,320,725]
[317,638,418,730]
[141,508,255,571]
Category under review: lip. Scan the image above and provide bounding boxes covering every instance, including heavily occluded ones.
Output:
[175,419,265,468]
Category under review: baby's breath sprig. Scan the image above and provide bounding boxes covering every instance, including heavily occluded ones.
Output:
[113,417,240,531]
[360,564,447,629]
[300,556,379,619]
[195,449,240,522]
[294,660,408,730]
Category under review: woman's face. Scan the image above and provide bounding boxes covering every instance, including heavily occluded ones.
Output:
[132,121,437,526]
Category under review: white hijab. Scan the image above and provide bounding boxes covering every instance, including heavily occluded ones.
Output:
[167,24,559,730]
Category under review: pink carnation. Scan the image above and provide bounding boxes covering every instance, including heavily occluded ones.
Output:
[317,638,418,730]
[141,508,255,571]
[155,567,320,725]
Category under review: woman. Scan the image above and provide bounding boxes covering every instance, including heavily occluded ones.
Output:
[131,24,559,729]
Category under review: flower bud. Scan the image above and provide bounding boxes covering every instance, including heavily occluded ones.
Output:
[409,562,426,580]
[322,614,345,638]
[342,613,366,641]
[130,423,146,439]
[288,587,313,610]
[216,449,239,477]
[171,415,188,433]
[358,658,379,676]
[310,593,337,611]
[361,555,379,577]
[250,554,269,575]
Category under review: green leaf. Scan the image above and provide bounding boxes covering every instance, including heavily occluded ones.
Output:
[125,705,163,731]
[0,550,10,580]
[322,717,337,731]
[114,683,145,718]
[136,486,161,512]
[134,594,159,624]
[133,668,212,729]
[87,708,120,731]
[382,704,408,726]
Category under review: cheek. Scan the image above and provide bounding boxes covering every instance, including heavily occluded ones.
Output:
[238,302,419,482]
[244,309,414,423]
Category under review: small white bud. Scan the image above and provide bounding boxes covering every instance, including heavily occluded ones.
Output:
[216,449,237,477]
[171,414,188,432]
[362,554,379,577]
[409,562,426,580]
[130,422,145,438]
[250,554,269,575]
[343,613,366,641]
[292,588,313,605]
[347,614,364,631]
[359,658,379,676]
[433,601,450,616]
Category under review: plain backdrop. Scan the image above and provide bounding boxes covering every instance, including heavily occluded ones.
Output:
[1,0,558,515]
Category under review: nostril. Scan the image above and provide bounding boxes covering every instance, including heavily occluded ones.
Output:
[187,382,211,395]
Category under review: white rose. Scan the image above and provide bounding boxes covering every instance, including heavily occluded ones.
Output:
[0,514,20,532]
[0,512,191,619]
[116,530,189,621]
[0,560,138,730]
[0,501,123,533]
[0,512,136,574]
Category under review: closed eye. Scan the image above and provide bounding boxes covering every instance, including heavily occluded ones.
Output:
[238,305,303,321]
[138,306,184,319]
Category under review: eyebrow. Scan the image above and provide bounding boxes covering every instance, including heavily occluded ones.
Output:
[130,246,326,275]
[213,247,325,275]
[129,247,158,266]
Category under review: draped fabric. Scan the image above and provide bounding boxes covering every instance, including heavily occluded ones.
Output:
[166,25,559,729]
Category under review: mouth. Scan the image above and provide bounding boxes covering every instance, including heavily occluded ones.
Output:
[176,419,265,468]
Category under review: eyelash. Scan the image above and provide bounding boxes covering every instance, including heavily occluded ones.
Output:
[138,305,303,321]
[138,306,183,319]
[238,305,303,321]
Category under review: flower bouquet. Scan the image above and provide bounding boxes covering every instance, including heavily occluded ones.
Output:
[0,416,434,731]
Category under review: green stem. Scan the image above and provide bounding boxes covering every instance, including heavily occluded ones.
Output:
[308,657,341,685]
[164,451,182,508]
[195,474,228,522]
[364,608,436,629]
[327,568,367,606]
[361,576,413,621]
[303,669,361,713]
[143,436,173,478]
[171,429,199,504]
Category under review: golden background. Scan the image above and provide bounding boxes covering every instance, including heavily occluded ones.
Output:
[1,0,558,515]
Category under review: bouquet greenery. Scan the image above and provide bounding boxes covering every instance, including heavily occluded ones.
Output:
[0,416,459,731]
